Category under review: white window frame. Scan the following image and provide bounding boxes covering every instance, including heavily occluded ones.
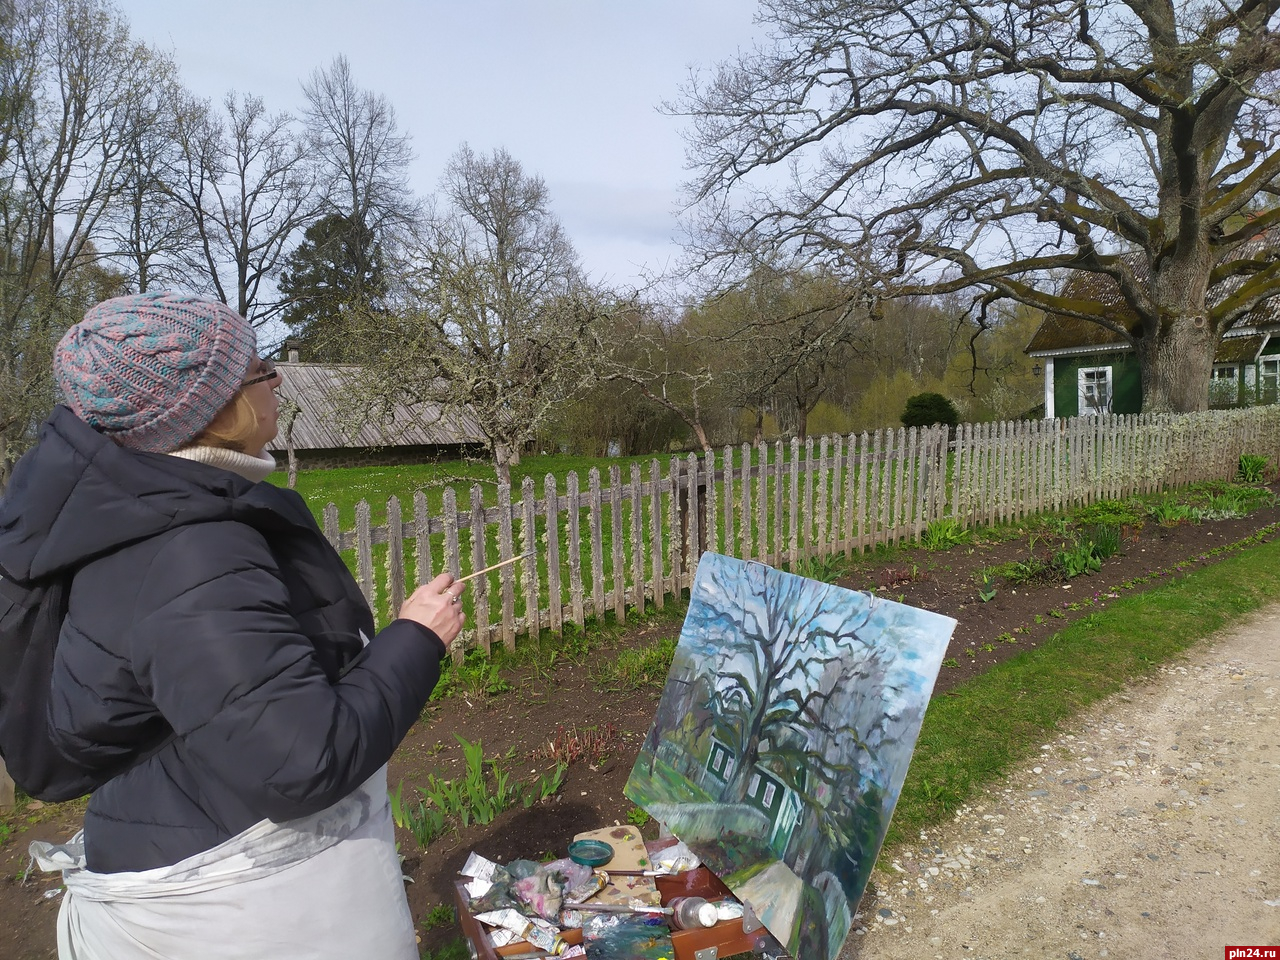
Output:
[762,782,777,810]
[1210,364,1240,406]
[1077,366,1113,416]
[1261,358,1280,403]
[748,772,760,798]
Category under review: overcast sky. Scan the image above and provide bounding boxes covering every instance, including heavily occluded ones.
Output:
[112,0,765,291]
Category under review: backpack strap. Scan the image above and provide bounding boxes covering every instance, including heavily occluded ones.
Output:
[0,572,41,609]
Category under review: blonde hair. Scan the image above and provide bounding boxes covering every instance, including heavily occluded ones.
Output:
[192,392,260,452]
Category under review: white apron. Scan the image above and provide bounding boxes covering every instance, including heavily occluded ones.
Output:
[29,766,417,960]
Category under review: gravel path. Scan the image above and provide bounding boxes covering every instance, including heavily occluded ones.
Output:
[846,604,1280,959]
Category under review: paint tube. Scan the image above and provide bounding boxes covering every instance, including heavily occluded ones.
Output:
[474,909,568,955]
[565,871,607,905]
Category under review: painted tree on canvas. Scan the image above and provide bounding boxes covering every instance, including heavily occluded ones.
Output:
[697,563,901,856]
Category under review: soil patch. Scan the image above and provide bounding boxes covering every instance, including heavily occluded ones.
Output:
[3,490,1280,959]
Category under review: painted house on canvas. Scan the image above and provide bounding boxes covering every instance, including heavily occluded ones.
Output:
[704,738,804,858]
[1025,230,1280,417]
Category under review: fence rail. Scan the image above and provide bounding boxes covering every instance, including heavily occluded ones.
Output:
[330,407,1280,657]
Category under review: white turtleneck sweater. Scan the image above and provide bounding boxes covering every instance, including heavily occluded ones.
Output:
[167,445,278,483]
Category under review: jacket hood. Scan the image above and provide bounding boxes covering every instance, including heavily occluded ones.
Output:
[0,406,298,583]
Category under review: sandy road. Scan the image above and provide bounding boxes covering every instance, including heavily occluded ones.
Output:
[845,604,1280,960]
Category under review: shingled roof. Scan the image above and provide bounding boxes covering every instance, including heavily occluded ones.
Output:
[1026,228,1280,356]
[265,362,488,453]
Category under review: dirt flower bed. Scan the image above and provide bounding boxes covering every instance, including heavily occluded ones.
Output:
[3,484,1279,960]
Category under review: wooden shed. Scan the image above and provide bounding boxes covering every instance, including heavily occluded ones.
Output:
[266,362,488,470]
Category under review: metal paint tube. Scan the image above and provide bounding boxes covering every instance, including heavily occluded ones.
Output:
[564,870,608,904]
[474,909,568,955]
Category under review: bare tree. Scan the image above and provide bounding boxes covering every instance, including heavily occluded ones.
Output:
[0,0,166,483]
[170,91,317,323]
[695,267,866,440]
[597,302,725,452]
[363,146,600,486]
[99,71,201,294]
[680,0,1280,413]
[301,55,419,252]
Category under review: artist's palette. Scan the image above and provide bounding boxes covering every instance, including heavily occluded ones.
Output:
[573,826,660,907]
[572,826,650,871]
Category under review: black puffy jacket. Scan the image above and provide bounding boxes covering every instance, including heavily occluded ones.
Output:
[0,407,445,873]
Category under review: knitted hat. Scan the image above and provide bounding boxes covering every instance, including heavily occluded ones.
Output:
[54,292,257,453]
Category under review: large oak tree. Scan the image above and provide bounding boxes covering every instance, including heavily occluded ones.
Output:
[680,0,1280,412]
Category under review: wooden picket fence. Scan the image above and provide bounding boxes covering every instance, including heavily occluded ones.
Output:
[328,406,1280,656]
[2,405,1278,813]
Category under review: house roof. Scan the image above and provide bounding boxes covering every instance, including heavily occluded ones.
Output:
[266,362,489,452]
[1026,227,1280,356]
[1215,334,1267,365]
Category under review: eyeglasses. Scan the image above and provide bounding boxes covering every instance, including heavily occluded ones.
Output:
[242,361,281,388]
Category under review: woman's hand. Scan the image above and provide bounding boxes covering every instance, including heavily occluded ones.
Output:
[398,573,466,647]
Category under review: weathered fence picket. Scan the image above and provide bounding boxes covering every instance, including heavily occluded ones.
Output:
[386,496,405,617]
[521,477,539,634]
[567,472,584,628]
[544,475,563,635]
[497,484,516,651]
[588,470,604,624]
[469,486,490,654]
[609,465,625,621]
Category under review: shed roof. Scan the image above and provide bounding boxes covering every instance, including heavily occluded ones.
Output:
[266,362,489,452]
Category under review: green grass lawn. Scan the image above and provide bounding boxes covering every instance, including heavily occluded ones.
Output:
[884,522,1280,852]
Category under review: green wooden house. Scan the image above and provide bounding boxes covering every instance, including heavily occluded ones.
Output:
[1025,238,1280,417]
[704,736,805,857]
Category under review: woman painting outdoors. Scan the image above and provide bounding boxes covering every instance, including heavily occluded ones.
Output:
[0,292,463,958]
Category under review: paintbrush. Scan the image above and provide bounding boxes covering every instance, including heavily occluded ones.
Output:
[562,902,670,915]
[565,897,717,930]
[457,552,533,583]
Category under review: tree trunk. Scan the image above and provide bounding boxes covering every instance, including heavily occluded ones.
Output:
[1138,316,1216,414]
[691,421,712,454]
[725,739,761,805]
[282,403,301,489]
[1139,244,1215,413]
[494,443,514,488]
[622,378,714,454]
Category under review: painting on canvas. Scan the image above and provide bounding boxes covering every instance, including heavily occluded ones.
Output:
[624,553,955,960]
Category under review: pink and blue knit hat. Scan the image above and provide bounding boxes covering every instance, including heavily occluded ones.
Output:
[54,292,257,453]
